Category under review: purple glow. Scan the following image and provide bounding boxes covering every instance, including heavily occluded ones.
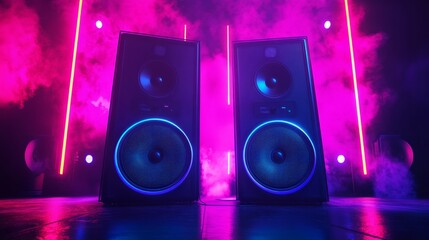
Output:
[373,156,416,198]
[85,155,93,164]
[95,20,103,29]
[372,136,416,198]
[337,155,346,164]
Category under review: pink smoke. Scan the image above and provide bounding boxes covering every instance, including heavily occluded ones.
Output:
[189,0,387,196]
[200,53,235,198]
[67,0,189,148]
[0,0,47,108]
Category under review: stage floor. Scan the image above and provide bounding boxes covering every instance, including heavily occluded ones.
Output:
[0,196,428,239]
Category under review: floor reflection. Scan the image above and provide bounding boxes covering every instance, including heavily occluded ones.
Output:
[359,203,386,239]
[201,200,236,239]
[1,197,429,239]
[38,198,71,240]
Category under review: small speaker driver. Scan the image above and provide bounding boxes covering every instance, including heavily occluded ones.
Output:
[255,62,292,98]
[139,61,177,98]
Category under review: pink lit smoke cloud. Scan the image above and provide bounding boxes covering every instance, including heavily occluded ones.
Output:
[186,0,388,196]
[0,0,75,120]
[0,0,48,108]
[227,0,387,168]
[199,53,235,198]
[68,0,189,149]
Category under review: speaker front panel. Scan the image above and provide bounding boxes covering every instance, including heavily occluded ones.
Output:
[100,32,199,204]
[234,38,328,204]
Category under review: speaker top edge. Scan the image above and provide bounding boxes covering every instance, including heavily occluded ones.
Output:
[233,36,308,45]
[119,30,200,44]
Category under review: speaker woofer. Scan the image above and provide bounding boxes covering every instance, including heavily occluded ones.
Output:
[115,118,193,195]
[255,62,292,98]
[243,120,316,194]
[139,61,176,98]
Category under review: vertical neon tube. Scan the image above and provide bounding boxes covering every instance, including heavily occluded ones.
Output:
[60,0,83,175]
[226,25,231,106]
[184,24,187,41]
[226,26,232,176]
[227,151,231,175]
[345,0,368,175]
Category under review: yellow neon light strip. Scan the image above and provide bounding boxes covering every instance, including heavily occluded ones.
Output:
[345,0,368,175]
[60,0,83,175]
[226,25,231,105]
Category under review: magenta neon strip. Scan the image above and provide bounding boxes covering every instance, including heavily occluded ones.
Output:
[226,25,231,105]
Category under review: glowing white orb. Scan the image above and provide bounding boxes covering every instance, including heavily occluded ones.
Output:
[324,20,331,29]
[96,20,103,29]
[85,155,93,164]
[337,154,345,164]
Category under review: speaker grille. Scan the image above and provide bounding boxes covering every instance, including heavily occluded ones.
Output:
[243,120,316,194]
[139,61,177,98]
[255,62,292,98]
[115,118,193,195]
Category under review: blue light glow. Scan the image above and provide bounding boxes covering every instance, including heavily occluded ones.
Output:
[243,120,317,195]
[114,118,193,195]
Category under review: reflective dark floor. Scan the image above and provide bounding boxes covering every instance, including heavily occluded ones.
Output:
[0,196,429,239]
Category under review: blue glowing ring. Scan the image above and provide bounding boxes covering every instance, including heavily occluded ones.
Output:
[243,120,316,195]
[114,118,193,195]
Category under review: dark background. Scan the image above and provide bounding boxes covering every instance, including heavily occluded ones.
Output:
[360,0,429,197]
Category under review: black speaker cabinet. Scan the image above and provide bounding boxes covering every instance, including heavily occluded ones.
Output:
[233,38,328,204]
[100,32,200,204]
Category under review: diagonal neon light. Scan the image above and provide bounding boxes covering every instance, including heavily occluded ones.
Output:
[345,0,368,175]
[226,25,231,105]
[60,0,83,175]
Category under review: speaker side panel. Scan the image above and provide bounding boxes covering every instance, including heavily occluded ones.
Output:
[100,32,200,204]
[233,38,328,204]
